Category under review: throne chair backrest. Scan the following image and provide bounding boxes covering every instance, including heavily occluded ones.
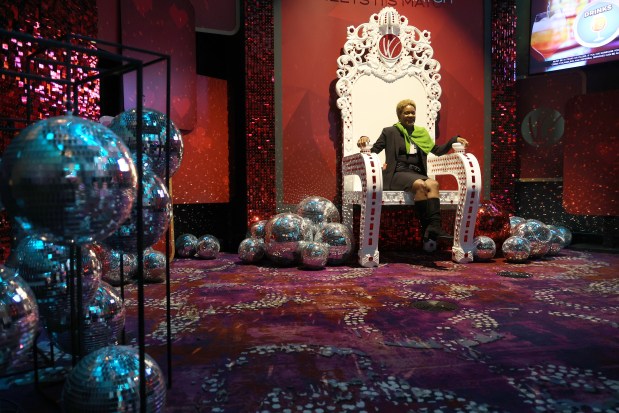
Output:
[336,7,442,191]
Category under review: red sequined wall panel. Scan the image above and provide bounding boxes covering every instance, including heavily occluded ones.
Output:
[490,0,518,213]
[0,0,98,264]
[245,0,276,225]
[563,90,619,216]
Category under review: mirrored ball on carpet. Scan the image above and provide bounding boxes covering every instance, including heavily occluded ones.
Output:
[0,267,39,374]
[514,219,552,258]
[555,225,572,247]
[502,236,531,263]
[509,216,526,235]
[0,115,137,244]
[176,234,198,258]
[314,223,353,265]
[264,213,313,266]
[62,345,166,413]
[473,235,496,261]
[238,238,265,263]
[49,281,125,356]
[143,249,167,283]
[249,220,268,239]
[196,234,220,259]
[299,241,329,269]
[108,108,184,178]
[295,196,340,225]
[546,226,565,256]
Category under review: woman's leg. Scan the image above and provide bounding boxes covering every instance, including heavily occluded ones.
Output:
[412,179,452,242]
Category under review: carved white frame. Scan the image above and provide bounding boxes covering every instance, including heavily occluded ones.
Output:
[336,7,480,267]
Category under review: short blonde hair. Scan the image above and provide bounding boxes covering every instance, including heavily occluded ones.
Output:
[396,99,416,118]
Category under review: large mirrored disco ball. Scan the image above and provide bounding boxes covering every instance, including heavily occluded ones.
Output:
[299,241,329,270]
[502,236,531,263]
[104,166,172,251]
[509,216,526,235]
[295,196,341,226]
[473,236,496,261]
[49,281,125,356]
[238,237,265,264]
[143,249,167,283]
[102,250,137,287]
[264,213,313,266]
[314,223,353,265]
[108,108,184,178]
[514,219,553,258]
[0,266,39,374]
[196,234,220,259]
[62,345,166,413]
[13,237,101,330]
[248,220,268,239]
[474,200,511,247]
[0,115,137,245]
[175,234,198,258]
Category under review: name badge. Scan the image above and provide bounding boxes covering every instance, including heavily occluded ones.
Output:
[408,144,417,155]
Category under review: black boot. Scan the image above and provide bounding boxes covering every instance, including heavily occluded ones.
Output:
[424,198,453,241]
[414,200,429,240]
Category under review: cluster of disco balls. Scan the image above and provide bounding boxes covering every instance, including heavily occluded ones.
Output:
[175,233,221,259]
[0,110,174,406]
[238,196,354,269]
[472,201,572,263]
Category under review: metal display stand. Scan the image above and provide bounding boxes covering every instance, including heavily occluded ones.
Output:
[0,28,175,412]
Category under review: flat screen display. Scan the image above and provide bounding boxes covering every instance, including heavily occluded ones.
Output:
[529,0,619,74]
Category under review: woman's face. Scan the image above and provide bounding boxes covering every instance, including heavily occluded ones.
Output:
[398,105,416,128]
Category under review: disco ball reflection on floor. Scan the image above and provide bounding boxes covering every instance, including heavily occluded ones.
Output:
[62,345,166,413]
[0,115,137,245]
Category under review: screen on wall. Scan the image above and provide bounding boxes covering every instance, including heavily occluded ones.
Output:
[529,0,619,74]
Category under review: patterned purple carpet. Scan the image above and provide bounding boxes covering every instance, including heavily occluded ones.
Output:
[116,248,619,413]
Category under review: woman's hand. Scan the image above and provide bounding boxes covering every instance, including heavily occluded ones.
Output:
[456,136,469,147]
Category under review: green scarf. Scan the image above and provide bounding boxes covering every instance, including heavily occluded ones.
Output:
[394,122,435,154]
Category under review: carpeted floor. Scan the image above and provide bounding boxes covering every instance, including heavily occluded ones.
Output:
[2,248,619,412]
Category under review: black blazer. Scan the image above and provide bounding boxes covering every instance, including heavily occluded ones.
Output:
[371,125,458,190]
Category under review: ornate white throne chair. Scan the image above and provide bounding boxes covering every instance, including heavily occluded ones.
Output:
[336,7,481,267]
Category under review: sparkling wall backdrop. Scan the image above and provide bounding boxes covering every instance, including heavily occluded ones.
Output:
[490,0,518,213]
[245,0,276,225]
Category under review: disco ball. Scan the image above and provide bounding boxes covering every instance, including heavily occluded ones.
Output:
[104,164,171,251]
[0,267,39,374]
[546,225,565,256]
[13,237,101,331]
[514,219,552,258]
[509,216,526,235]
[0,115,137,245]
[299,241,329,269]
[62,345,166,413]
[49,281,125,356]
[295,196,340,225]
[473,236,496,261]
[108,108,184,178]
[264,213,313,266]
[143,249,167,283]
[175,234,198,258]
[314,223,353,265]
[238,238,265,264]
[102,250,137,286]
[555,225,572,247]
[474,200,511,248]
[196,234,220,259]
[502,236,531,263]
[249,220,268,239]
